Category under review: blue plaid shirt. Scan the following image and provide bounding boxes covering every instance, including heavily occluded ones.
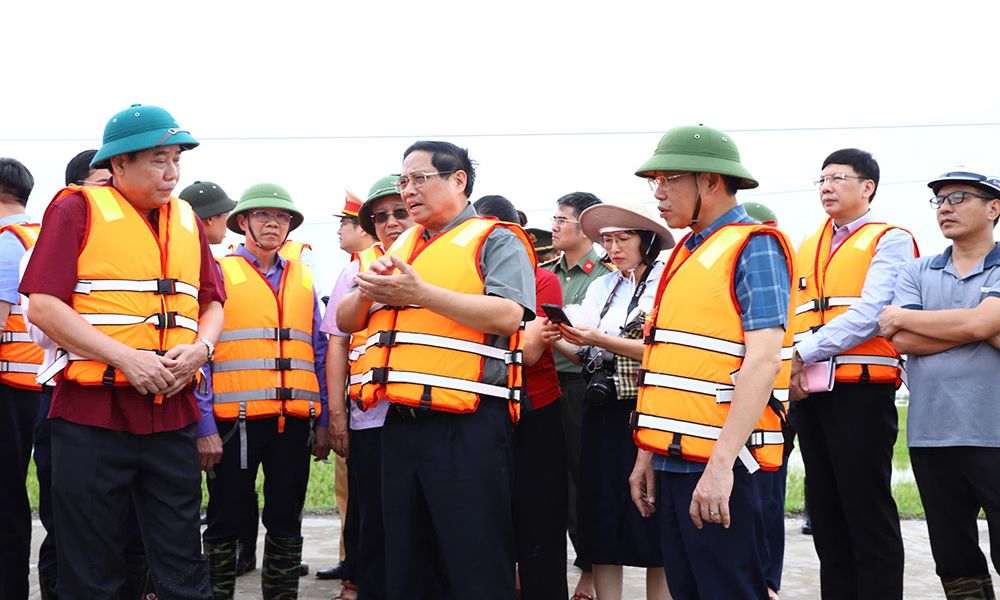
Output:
[654,204,790,473]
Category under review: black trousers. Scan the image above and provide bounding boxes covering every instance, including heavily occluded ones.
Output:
[50,418,210,600]
[513,399,568,600]
[350,426,386,599]
[204,416,311,542]
[382,400,515,599]
[750,462,787,592]
[34,388,57,577]
[911,446,1000,579]
[0,383,40,599]
[795,383,904,599]
[558,371,591,571]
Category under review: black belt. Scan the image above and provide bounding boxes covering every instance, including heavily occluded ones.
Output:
[391,404,437,420]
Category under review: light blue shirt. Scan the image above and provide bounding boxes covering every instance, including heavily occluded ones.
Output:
[795,211,916,363]
[0,214,31,305]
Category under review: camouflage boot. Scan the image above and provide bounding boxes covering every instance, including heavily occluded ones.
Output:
[261,535,303,600]
[943,575,997,600]
[204,540,238,600]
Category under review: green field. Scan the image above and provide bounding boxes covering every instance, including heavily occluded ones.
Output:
[24,406,923,517]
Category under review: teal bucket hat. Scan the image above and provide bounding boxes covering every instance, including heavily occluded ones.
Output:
[358,175,402,237]
[635,125,758,189]
[92,104,199,169]
[227,183,304,234]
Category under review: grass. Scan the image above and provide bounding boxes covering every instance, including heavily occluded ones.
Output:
[25,406,924,517]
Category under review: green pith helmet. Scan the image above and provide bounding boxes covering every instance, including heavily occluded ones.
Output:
[635,125,758,189]
[227,183,304,234]
[358,175,402,237]
[91,104,199,169]
[179,181,237,220]
[743,201,777,225]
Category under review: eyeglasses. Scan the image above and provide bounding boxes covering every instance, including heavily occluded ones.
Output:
[600,232,638,248]
[396,171,454,189]
[249,210,292,224]
[813,173,869,187]
[646,172,692,192]
[929,190,996,208]
[550,216,580,228]
[372,208,411,224]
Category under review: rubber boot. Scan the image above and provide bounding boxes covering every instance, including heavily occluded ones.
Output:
[204,540,238,600]
[38,569,58,600]
[943,575,997,600]
[121,553,156,600]
[261,534,303,600]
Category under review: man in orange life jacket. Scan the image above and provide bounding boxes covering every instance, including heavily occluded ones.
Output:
[201,183,329,599]
[21,104,224,599]
[0,157,42,599]
[627,125,795,599]
[788,149,915,600]
[314,192,371,585]
[320,174,414,600]
[336,141,536,599]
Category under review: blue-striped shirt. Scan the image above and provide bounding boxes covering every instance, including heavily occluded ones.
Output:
[654,204,791,473]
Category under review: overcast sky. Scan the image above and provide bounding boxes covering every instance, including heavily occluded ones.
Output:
[4,1,999,291]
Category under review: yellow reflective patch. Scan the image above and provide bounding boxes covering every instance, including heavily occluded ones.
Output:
[852,225,885,251]
[177,199,195,233]
[21,227,38,244]
[697,227,744,269]
[88,188,124,222]
[220,258,247,285]
[300,264,313,290]
[451,219,494,248]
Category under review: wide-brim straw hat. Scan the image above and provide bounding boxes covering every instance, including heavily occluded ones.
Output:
[579,203,675,250]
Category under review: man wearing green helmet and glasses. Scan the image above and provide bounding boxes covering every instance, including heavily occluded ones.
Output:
[21,104,224,598]
[628,125,796,599]
[201,183,329,599]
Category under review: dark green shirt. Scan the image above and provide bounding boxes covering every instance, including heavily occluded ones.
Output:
[543,247,613,373]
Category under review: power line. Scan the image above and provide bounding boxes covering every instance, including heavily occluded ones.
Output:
[3,122,999,143]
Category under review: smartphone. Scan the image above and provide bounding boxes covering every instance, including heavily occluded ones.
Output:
[541,303,572,326]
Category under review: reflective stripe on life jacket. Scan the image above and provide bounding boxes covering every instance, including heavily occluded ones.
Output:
[277,240,312,262]
[790,219,918,386]
[347,244,385,406]
[0,223,42,390]
[633,223,796,473]
[53,186,202,386]
[213,255,321,431]
[357,217,535,424]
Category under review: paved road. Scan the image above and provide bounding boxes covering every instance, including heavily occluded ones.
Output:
[26,515,995,598]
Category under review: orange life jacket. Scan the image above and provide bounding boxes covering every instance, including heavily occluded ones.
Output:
[633,223,796,472]
[790,219,918,387]
[347,244,386,405]
[278,240,312,262]
[356,217,535,424]
[0,223,42,390]
[213,255,321,432]
[52,186,202,387]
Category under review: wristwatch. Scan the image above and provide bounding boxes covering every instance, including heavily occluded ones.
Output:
[198,338,216,362]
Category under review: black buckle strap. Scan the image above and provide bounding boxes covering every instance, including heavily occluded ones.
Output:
[154,312,178,330]
[275,387,294,401]
[370,367,390,385]
[798,277,807,290]
[101,365,116,386]
[155,278,178,295]
[636,368,648,386]
[507,385,522,403]
[747,429,765,449]
[419,384,433,409]
[668,432,683,457]
[275,358,292,371]
[275,328,292,341]
[377,330,397,348]
[629,410,640,429]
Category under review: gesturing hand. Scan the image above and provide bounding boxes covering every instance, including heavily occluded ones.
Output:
[354,254,426,306]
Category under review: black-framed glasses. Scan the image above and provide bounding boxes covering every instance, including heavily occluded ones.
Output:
[396,171,454,189]
[372,208,411,224]
[813,173,868,187]
[249,210,292,224]
[647,172,693,192]
[929,190,996,208]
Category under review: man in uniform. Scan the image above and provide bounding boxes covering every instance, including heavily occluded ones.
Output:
[527,227,559,264]
[880,169,1000,599]
[201,183,329,599]
[336,141,536,599]
[789,148,915,599]
[628,125,795,598]
[544,191,612,600]
[0,157,40,599]
[22,104,222,599]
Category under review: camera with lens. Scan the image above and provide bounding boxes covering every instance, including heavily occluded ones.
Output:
[582,350,617,406]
